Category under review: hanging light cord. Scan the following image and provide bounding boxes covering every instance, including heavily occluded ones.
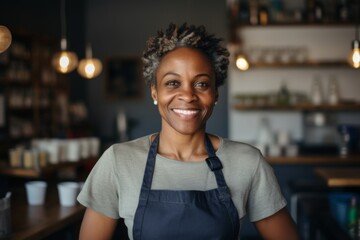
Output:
[61,0,67,39]
[60,0,67,50]
[356,0,359,40]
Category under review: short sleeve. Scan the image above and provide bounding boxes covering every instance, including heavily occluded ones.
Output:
[77,146,120,219]
[247,153,287,222]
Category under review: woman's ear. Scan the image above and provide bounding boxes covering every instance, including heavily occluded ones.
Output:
[151,85,157,102]
[215,89,219,103]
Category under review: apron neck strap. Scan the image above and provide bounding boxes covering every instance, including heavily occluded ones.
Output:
[205,134,227,189]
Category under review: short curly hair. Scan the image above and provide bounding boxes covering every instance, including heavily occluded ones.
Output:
[142,23,229,88]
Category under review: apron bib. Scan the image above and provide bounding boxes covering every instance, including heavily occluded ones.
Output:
[133,134,240,240]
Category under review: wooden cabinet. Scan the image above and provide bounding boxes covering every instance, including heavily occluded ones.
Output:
[0,32,68,157]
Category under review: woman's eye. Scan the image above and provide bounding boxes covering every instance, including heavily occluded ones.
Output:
[165,80,179,87]
[195,82,209,88]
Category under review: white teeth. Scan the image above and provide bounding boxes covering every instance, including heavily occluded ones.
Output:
[173,109,198,115]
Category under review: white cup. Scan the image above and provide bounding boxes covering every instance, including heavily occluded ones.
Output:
[57,182,80,207]
[49,140,61,164]
[89,137,100,157]
[56,139,68,162]
[67,140,81,162]
[79,138,90,159]
[25,181,47,205]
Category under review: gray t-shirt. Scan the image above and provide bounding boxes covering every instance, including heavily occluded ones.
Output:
[77,134,286,239]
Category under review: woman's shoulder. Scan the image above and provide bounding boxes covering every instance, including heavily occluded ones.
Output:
[108,135,152,156]
[219,137,262,157]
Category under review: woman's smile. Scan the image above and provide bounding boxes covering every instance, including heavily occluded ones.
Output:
[172,108,200,119]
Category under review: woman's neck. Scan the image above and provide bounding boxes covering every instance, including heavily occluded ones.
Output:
[154,128,218,162]
[157,129,206,162]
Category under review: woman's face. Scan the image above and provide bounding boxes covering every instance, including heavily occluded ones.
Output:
[152,47,218,135]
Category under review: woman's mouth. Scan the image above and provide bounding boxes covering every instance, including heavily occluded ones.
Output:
[172,108,200,118]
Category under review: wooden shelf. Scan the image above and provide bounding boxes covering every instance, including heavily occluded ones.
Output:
[233,103,360,111]
[314,167,360,187]
[232,21,355,28]
[0,157,97,178]
[266,155,360,165]
[248,61,351,69]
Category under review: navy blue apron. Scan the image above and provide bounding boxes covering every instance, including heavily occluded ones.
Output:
[133,134,240,240]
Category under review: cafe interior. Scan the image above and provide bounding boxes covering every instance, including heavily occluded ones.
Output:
[1,0,360,239]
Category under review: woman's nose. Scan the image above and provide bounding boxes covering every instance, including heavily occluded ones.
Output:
[178,86,197,102]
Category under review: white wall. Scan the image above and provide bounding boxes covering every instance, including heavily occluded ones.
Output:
[228,26,360,143]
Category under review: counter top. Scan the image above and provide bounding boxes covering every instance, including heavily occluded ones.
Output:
[314,168,360,187]
[7,185,85,240]
[266,154,360,165]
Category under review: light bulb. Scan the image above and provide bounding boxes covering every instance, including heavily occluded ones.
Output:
[52,50,78,73]
[77,58,102,79]
[348,40,360,68]
[0,25,12,53]
[236,54,250,71]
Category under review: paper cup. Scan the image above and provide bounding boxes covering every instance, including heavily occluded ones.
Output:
[57,182,80,207]
[25,181,47,205]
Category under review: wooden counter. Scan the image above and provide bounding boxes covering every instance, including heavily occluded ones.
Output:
[314,168,360,187]
[6,185,85,240]
[267,154,360,165]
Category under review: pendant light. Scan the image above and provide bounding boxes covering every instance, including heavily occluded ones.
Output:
[230,28,250,71]
[348,0,360,68]
[0,25,12,53]
[77,44,102,79]
[52,0,78,73]
[236,53,250,71]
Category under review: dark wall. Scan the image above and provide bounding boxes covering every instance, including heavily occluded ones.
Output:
[84,0,229,141]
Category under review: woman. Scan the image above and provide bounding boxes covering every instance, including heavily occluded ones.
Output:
[77,23,299,240]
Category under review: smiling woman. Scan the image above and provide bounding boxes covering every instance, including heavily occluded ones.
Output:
[77,23,300,240]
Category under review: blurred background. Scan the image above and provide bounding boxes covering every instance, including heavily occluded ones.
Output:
[0,0,360,239]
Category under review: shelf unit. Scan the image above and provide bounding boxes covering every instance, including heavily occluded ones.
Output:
[227,2,360,166]
[0,32,67,157]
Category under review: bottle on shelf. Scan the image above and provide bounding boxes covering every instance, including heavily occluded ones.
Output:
[258,0,270,25]
[310,76,324,105]
[249,0,259,25]
[238,0,250,24]
[306,0,316,22]
[277,81,290,106]
[256,116,274,156]
[336,0,350,22]
[348,196,358,239]
[314,0,324,22]
[327,76,340,105]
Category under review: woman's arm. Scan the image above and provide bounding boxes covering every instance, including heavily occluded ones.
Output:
[254,207,300,240]
[79,208,118,240]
